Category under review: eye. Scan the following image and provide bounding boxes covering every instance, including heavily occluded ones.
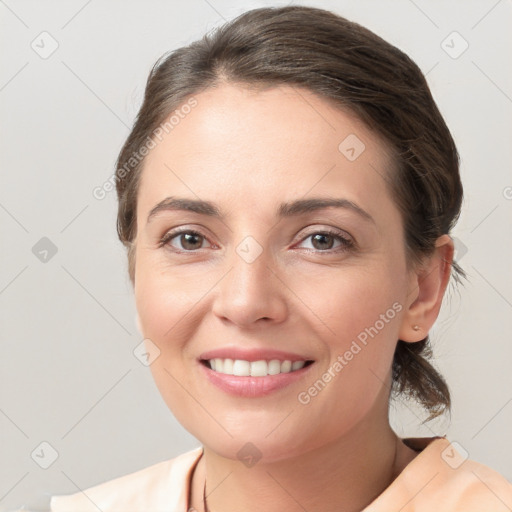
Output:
[296,229,354,253]
[158,227,354,254]
[159,229,213,252]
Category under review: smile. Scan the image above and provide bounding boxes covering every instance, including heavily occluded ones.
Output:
[199,356,315,397]
[204,358,313,376]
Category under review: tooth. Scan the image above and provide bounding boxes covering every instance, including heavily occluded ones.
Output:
[268,360,281,375]
[281,360,292,373]
[209,357,307,375]
[292,361,305,371]
[250,360,268,376]
[223,358,234,375]
[233,359,251,376]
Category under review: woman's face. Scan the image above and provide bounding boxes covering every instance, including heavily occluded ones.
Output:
[133,84,417,462]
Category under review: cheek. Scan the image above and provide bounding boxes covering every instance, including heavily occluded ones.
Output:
[133,255,219,415]
[134,267,210,435]
[293,261,406,344]
[134,252,211,341]
[289,262,407,409]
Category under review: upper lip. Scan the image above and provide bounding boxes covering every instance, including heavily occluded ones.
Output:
[199,347,314,363]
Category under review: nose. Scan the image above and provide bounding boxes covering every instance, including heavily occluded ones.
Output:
[211,241,288,329]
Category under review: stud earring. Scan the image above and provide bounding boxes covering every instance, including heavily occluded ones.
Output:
[412,325,421,331]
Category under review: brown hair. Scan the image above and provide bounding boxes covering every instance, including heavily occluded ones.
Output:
[115,6,464,422]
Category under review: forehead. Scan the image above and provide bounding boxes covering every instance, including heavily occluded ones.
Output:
[137,83,396,224]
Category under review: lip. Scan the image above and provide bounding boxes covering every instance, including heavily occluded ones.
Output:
[198,347,315,397]
[199,347,312,363]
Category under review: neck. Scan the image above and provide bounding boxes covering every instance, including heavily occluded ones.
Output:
[192,395,411,512]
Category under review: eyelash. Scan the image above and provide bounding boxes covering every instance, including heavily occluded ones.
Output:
[158,228,355,254]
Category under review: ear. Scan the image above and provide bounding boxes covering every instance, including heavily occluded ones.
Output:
[399,235,454,342]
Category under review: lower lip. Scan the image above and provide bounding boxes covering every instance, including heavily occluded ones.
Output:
[199,361,314,398]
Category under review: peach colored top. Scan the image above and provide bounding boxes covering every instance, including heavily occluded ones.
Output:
[50,436,512,511]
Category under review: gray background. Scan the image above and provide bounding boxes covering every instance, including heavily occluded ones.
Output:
[1,0,511,510]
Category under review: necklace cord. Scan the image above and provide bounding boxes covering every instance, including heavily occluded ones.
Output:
[203,478,208,512]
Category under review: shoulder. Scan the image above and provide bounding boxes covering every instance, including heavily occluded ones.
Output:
[49,446,203,512]
[429,440,512,511]
[375,437,512,511]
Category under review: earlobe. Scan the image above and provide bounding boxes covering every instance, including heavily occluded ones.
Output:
[399,235,454,342]
[400,322,425,343]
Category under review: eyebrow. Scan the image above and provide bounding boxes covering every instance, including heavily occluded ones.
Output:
[146,196,375,224]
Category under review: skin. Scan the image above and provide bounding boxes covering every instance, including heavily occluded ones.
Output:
[133,83,454,512]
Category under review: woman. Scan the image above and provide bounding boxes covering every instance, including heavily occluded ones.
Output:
[49,5,512,511]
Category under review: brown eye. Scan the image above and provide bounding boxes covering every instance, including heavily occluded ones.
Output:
[311,233,335,250]
[160,230,211,251]
[179,232,204,250]
[297,230,354,253]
